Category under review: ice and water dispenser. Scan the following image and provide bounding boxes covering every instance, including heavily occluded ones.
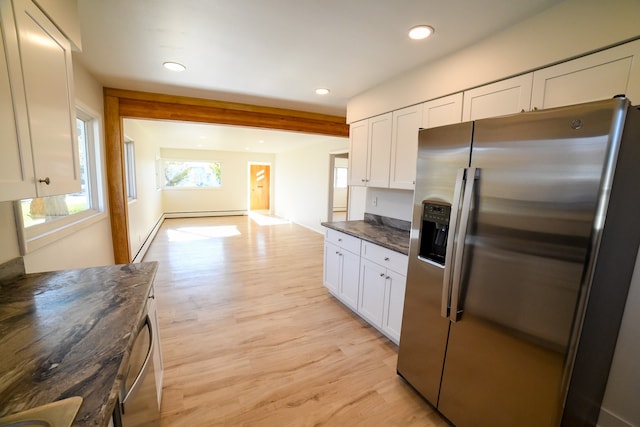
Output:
[419,201,451,265]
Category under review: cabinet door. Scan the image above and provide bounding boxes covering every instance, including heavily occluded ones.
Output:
[382,269,406,344]
[390,104,422,190]
[0,0,35,201]
[323,241,341,295]
[16,0,80,196]
[339,248,360,311]
[421,93,463,129]
[531,39,640,110]
[358,258,386,327]
[348,120,368,186]
[462,74,533,121]
[366,112,392,188]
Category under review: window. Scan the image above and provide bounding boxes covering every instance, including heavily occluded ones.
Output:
[334,167,348,188]
[163,160,222,188]
[16,107,104,252]
[124,139,137,200]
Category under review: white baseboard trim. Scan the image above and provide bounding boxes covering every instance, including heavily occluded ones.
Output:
[164,210,248,218]
[132,214,165,263]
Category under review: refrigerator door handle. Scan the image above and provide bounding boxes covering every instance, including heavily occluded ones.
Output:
[449,167,478,322]
[441,168,467,318]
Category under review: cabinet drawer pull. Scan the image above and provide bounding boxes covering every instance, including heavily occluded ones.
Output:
[38,177,51,185]
[384,257,390,261]
[379,272,385,277]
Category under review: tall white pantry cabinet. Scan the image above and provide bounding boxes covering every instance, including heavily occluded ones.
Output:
[0,0,80,202]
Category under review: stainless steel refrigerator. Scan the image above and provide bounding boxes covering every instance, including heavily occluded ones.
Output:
[397,98,640,427]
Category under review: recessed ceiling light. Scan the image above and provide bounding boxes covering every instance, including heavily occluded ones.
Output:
[163,61,186,72]
[408,25,434,40]
[315,88,330,95]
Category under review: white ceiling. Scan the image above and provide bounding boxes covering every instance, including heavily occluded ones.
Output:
[75,0,564,152]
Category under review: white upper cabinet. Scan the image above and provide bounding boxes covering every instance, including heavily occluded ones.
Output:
[462,73,534,121]
[390,104,422,190]
[0,0,35,200]
[0,0,80,201]
[531,39,640,110]
[348,112,392,188]
[16,0,80,197]
[366,113,392,188]
[461,39,640,123]
[347,119,368,186]
[421,93,463,129]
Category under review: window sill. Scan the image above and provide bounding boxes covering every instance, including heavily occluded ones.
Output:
[16,209,108,254]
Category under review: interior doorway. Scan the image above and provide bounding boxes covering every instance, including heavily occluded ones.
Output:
[249,163,271,211]
[328,152,349,222]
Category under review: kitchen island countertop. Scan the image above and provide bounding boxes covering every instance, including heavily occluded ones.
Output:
[322,214,410,255]
[0,262,158,426]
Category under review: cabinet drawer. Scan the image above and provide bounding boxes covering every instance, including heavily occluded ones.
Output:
[361,241,408,274]
[325,228,361,254]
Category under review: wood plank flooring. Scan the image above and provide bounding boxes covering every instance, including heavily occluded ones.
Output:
[142,215,448,426]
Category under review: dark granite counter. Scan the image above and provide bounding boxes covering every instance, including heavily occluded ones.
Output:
[322,213,411,255]
[0,261,158,426]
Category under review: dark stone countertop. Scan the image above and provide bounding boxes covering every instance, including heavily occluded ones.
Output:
[0,262,158,426]
[321,214,410,255]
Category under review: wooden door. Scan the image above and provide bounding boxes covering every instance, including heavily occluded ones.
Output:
[250,164,270,210]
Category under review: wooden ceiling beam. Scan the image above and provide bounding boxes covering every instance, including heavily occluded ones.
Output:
[104,88,348,264]
[106,88,349,137]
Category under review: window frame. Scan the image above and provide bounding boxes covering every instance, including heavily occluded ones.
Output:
[14,105,106,254]
[161,158,223,190]
[124,138,137,201]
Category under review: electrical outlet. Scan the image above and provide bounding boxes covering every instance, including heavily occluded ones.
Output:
[372,196,377,206]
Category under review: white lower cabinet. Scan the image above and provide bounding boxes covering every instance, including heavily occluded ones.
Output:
[382,268,406,343]
[323,228,408,344]
[323,229,361,311]
[359,241,408,344]
[358,258,387,326]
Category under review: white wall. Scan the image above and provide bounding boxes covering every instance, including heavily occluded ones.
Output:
[365,188,413,222]
[159,147,275,215]
[275,137,349,233]
[123,120,164,259]
[347,0,640,123]
[22,60,114,272]
[0,203,21,264]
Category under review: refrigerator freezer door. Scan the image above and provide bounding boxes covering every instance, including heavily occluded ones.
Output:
[437,101,618,427]
[397,122,472,405]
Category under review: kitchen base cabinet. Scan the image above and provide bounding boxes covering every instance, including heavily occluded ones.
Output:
[381,269,406,343]
[323,227,408,345]
[323,229,361,311]
[358,258,387,326]
[358,241,408,344]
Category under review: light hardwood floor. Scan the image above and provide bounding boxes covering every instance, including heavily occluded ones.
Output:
[143,215,449,426]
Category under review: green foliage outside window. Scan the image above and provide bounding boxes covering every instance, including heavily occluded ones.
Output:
[163,160,222,188]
